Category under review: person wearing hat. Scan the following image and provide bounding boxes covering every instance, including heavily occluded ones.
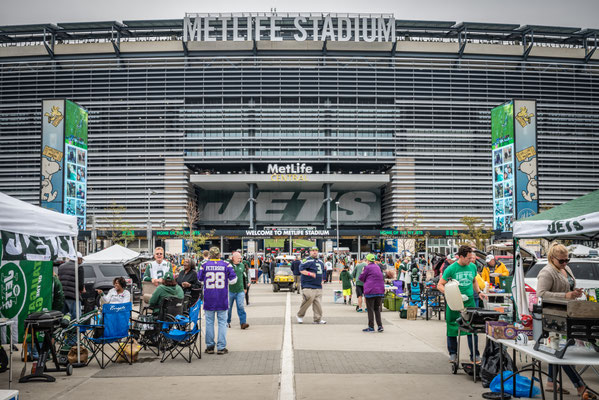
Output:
[148,269,184,314]
[481,254,509,286]
[198,246,238,354]
[58,251,84,318]
[359,254,385,332]
[437,245,488,363]
[296,246,326,324]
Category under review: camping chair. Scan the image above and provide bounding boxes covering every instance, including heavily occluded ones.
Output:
[158,299,202,363]
[79,303,133,369]
[131,296,183,356]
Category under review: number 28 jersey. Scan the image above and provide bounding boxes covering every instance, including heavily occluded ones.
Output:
[198,260,238,311]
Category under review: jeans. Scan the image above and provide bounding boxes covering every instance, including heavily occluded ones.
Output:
[547,365,584,388]
[228,291,247,325]
[205,309,228,350]
[261,272,270,283]
[62,298,77,318]
[447,334,480,360]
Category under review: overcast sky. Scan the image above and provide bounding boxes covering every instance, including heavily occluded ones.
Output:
[1,0,597,29]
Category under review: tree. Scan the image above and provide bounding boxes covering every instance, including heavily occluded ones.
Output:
[459,216,493,250]
[394,209,424,256]
[100,202,135,246]
[177,198,212,256]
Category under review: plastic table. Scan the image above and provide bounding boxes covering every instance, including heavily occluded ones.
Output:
[488,336,599,400]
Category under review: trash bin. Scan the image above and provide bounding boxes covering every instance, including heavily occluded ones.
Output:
[394,297,403,312]
[388,293,398,311]
[499,276,513,293]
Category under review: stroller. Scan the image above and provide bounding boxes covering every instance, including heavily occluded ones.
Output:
[53,309,98,365]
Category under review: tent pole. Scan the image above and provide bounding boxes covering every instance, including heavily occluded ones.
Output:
[72,237,81,365]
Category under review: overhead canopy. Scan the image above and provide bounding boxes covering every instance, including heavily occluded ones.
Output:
[0,191,77,237]
[513,189,599,240]
[83,244,139,264]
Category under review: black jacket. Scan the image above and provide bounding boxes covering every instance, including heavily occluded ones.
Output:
[291,259,301,276]
[176,268,199,292]
[58,260,84,300]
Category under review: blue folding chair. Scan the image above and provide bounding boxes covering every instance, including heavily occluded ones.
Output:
[158,300,202,363]
[80,303,133,369]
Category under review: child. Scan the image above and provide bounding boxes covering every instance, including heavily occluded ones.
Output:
[339,265,353,305]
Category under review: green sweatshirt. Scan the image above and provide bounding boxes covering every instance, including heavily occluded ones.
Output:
[148,284,184,314]
[352,262,366,286]
[340,270,353,290]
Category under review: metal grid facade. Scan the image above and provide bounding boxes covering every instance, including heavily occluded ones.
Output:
[1,51,599,230]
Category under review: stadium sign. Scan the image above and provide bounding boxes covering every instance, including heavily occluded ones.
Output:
[245,229,330,236]
[184,14,396,43]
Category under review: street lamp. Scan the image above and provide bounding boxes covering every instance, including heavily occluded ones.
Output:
[335,201,340,270]
[147,188,156,253]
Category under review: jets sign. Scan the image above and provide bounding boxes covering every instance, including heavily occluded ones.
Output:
[199,190,380,223]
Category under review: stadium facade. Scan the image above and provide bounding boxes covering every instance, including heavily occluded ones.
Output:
[1,13,599,252]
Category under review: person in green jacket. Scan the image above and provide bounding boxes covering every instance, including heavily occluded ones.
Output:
[352,258,366,312]
[52,273,65,312]
[339,265,353,305]
[149,270,184,315]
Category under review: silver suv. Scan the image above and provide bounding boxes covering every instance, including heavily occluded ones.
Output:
[524,258,599,293]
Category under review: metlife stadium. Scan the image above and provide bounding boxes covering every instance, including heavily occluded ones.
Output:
[1,13,599,252]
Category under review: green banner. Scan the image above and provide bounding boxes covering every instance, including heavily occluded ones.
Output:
[0,237,54,341]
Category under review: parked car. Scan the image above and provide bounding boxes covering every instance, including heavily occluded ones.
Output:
[81,262,135,311]
[523,258,599,294]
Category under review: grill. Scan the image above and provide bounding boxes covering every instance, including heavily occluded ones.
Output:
[23,310,63,330]
[458,308,504,333]
[534,298,599,359]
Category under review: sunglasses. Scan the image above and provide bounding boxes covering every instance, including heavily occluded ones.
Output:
[554,258,570,264]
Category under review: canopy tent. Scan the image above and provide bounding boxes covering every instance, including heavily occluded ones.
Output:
[0,192,77,238]
[511,188,599,318]
[0,192,78,343]
[513,189,599,240]
[83,244,139,264]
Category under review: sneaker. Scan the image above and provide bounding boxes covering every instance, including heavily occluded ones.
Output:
[227,323,231,328]
[296,316,303,324]
[205,347,215,354]
[355,305,359,311]
[217,348,229,355]
[357,308,363,313]
[471,355,482,364]
[377,326,384,332]
[362,327,375,332]
[449,354,457,363]
[344,299,347,304]
[241,323,250,330]
[12,344,19,351]
[313,320,327,324]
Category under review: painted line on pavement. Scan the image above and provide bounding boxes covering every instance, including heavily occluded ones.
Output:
[279,291,295,400]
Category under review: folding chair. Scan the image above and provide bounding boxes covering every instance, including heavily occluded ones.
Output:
[158,299,202,363]
[131,296,183,356]
[80,303,133,369]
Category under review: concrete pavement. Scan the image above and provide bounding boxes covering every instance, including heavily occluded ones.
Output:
[1,278,598,399]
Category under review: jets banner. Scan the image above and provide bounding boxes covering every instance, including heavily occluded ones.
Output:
[0,234,56,341]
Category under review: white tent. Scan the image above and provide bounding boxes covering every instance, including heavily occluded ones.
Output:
[0,192,81,362]
[0,192,77,238]
[84,244,139,264]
